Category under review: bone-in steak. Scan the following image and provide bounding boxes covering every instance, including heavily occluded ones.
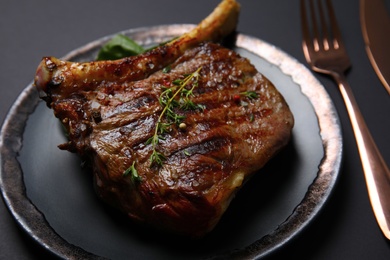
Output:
[33,0,294,237]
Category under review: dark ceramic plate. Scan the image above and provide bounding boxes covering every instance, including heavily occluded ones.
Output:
[0,25,342,259]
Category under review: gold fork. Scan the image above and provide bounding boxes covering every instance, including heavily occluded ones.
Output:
[301,0,390,239]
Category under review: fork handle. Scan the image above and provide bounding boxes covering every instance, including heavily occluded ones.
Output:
[333,72,390,239]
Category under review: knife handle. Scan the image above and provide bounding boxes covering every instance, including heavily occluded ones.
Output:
[334,72,390,239]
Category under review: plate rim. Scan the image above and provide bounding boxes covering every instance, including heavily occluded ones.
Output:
[0,24,343,259]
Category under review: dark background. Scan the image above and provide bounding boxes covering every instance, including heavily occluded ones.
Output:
[1,0,389,259]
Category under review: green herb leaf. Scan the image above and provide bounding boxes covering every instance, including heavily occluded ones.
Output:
[249,113,255,122]
[240,91,259,99]
[146,134,160,146]
[162,65,171,73]
[172,79,183,86]
[123,161,142,183]
[96,34,145,61]
[150,150,166,167]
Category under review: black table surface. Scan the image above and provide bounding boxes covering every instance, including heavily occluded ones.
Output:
[1,0,389,259]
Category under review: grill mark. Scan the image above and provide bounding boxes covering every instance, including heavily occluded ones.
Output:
[92,72,278,162]
[88,42,262,129]
[92,114,157,152]
[56,42,286,171]
[101,94,158,119]
[164,137,233,178]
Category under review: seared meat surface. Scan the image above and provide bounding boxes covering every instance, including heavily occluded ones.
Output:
[34,0,294,237]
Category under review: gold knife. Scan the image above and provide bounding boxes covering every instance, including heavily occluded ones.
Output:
[360,0,390,94]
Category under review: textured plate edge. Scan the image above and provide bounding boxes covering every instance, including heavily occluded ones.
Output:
[0,24,343,260]
[0,85,103,259]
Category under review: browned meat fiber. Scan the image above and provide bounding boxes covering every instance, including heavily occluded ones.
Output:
[34,41,294,237]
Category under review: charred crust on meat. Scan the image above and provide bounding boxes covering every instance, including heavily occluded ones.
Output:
[91,110,102,123]
[32,0,294,238]
[35,43,293,239]
[44,57,57,71]
[50,76,64,87]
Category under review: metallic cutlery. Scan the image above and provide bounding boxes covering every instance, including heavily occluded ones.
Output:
[300,0,390,240]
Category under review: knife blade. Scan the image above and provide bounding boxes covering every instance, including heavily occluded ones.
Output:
[360,0,390,94]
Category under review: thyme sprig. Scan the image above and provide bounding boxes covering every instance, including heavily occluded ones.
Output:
[147,67,203,167]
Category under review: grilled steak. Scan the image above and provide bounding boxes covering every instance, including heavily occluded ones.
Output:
[33,0,294,237]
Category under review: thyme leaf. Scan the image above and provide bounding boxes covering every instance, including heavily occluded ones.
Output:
[150,150,166,167]
[162,65,171,73]
[240,91,259,99]
[123,161,142,183]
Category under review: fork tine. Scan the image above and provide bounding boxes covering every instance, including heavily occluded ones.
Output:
[325,0,343,49]
[301,0,347,56]
[300,0,315,58]
[308,0,321,51]
[318,0,330,50]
